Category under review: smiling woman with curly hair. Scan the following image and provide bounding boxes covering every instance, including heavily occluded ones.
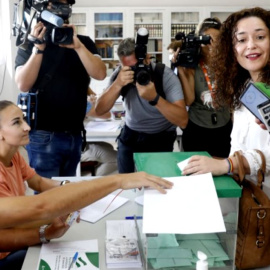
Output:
[211,7,270,111]
[181,7,270,200]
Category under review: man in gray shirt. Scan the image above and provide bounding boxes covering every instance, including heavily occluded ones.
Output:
[96,37,188,173]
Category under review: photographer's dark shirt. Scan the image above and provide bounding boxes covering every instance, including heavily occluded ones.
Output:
[15,35,98,132]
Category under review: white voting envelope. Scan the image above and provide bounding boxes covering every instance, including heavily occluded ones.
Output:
[143,173,226,234]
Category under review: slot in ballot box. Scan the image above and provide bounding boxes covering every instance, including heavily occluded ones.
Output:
[134,152,242,270]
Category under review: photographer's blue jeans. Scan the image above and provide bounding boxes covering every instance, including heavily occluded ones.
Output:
[26,130,82,179]
[0,249,27,270]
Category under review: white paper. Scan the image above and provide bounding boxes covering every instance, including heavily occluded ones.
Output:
[106,220,139,240]
[143,173,226,234]
[105,220,143,268]
[90,77,110,95]
[80,193,129,223]
[134,195,144,206]
[36,239,99,270]
[177,157,191,171]
[105,239,142,268]
[84,121,120,132]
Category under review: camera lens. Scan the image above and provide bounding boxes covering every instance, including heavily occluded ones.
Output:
[51,27,73,45]
[136,69,151,85]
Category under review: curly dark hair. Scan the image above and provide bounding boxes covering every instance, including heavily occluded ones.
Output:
[211,7,270,111]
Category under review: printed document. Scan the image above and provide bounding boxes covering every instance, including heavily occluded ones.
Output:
[105,220,143,268]
[36,239,99,270]
[80,193,129,223]
[143,173,226,234]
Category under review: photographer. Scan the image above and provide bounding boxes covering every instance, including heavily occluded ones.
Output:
[95,36,188,173]
[173,18,233,158]
[14,0,106,180]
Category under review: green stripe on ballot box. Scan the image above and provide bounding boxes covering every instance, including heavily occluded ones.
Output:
[133,152,242,198]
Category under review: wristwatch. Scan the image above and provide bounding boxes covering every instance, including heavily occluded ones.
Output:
[149,94,160,106]
[39,225,50,244]
[32,46,44,55]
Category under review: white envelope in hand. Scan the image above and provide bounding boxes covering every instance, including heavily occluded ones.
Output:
[177,157,191,172]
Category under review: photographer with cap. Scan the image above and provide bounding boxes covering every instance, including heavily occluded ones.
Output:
[95,32,188,173]
[14,0,106,180]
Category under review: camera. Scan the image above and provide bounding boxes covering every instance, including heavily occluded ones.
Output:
[132,27,151,85]
[47,24,73,45]
[173,31,211,68]
[12,0,75,48]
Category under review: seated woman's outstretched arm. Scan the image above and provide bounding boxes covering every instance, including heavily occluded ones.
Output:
[0,172,173,229]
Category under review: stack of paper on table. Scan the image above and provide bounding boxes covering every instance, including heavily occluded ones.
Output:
[80,193,129,223]
[36,239,99,270]
[105,220,143,268]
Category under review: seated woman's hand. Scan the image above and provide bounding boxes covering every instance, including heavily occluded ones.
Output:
[44,215,71,241]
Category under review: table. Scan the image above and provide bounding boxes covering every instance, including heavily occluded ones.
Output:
[84,118,182,146]
[21,177,144,270]
[20,178,269,270]
[84,118,123,143]
[77,119,122,176]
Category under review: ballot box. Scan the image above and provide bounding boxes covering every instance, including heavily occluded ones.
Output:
[134,152,241,270]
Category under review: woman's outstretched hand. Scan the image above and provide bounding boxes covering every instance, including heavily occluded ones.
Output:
[119,172,174,194]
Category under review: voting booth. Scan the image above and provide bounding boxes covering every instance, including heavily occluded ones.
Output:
[134,152,242,270]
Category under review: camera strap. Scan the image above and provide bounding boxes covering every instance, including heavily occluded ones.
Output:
[199,60,216,98]
[152,63,166,99]
[199,60,218,124]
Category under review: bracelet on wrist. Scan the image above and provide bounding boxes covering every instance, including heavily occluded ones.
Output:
[226,157,234,174]
[39,225,50,244]
[60,180,70,186]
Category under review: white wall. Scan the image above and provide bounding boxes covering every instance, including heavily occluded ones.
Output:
[0,0,269,102]
[0,0,19,103]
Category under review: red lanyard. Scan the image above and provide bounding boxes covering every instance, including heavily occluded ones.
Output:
[199,60,216,96]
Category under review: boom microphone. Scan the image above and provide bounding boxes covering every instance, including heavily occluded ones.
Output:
[40,10,64,27]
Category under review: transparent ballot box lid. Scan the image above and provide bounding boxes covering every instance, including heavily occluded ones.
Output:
[133,152,241,270]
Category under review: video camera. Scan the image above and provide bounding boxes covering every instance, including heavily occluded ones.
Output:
[132,27,152,85]
[173,31,211,68]
[12,0,75,49]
